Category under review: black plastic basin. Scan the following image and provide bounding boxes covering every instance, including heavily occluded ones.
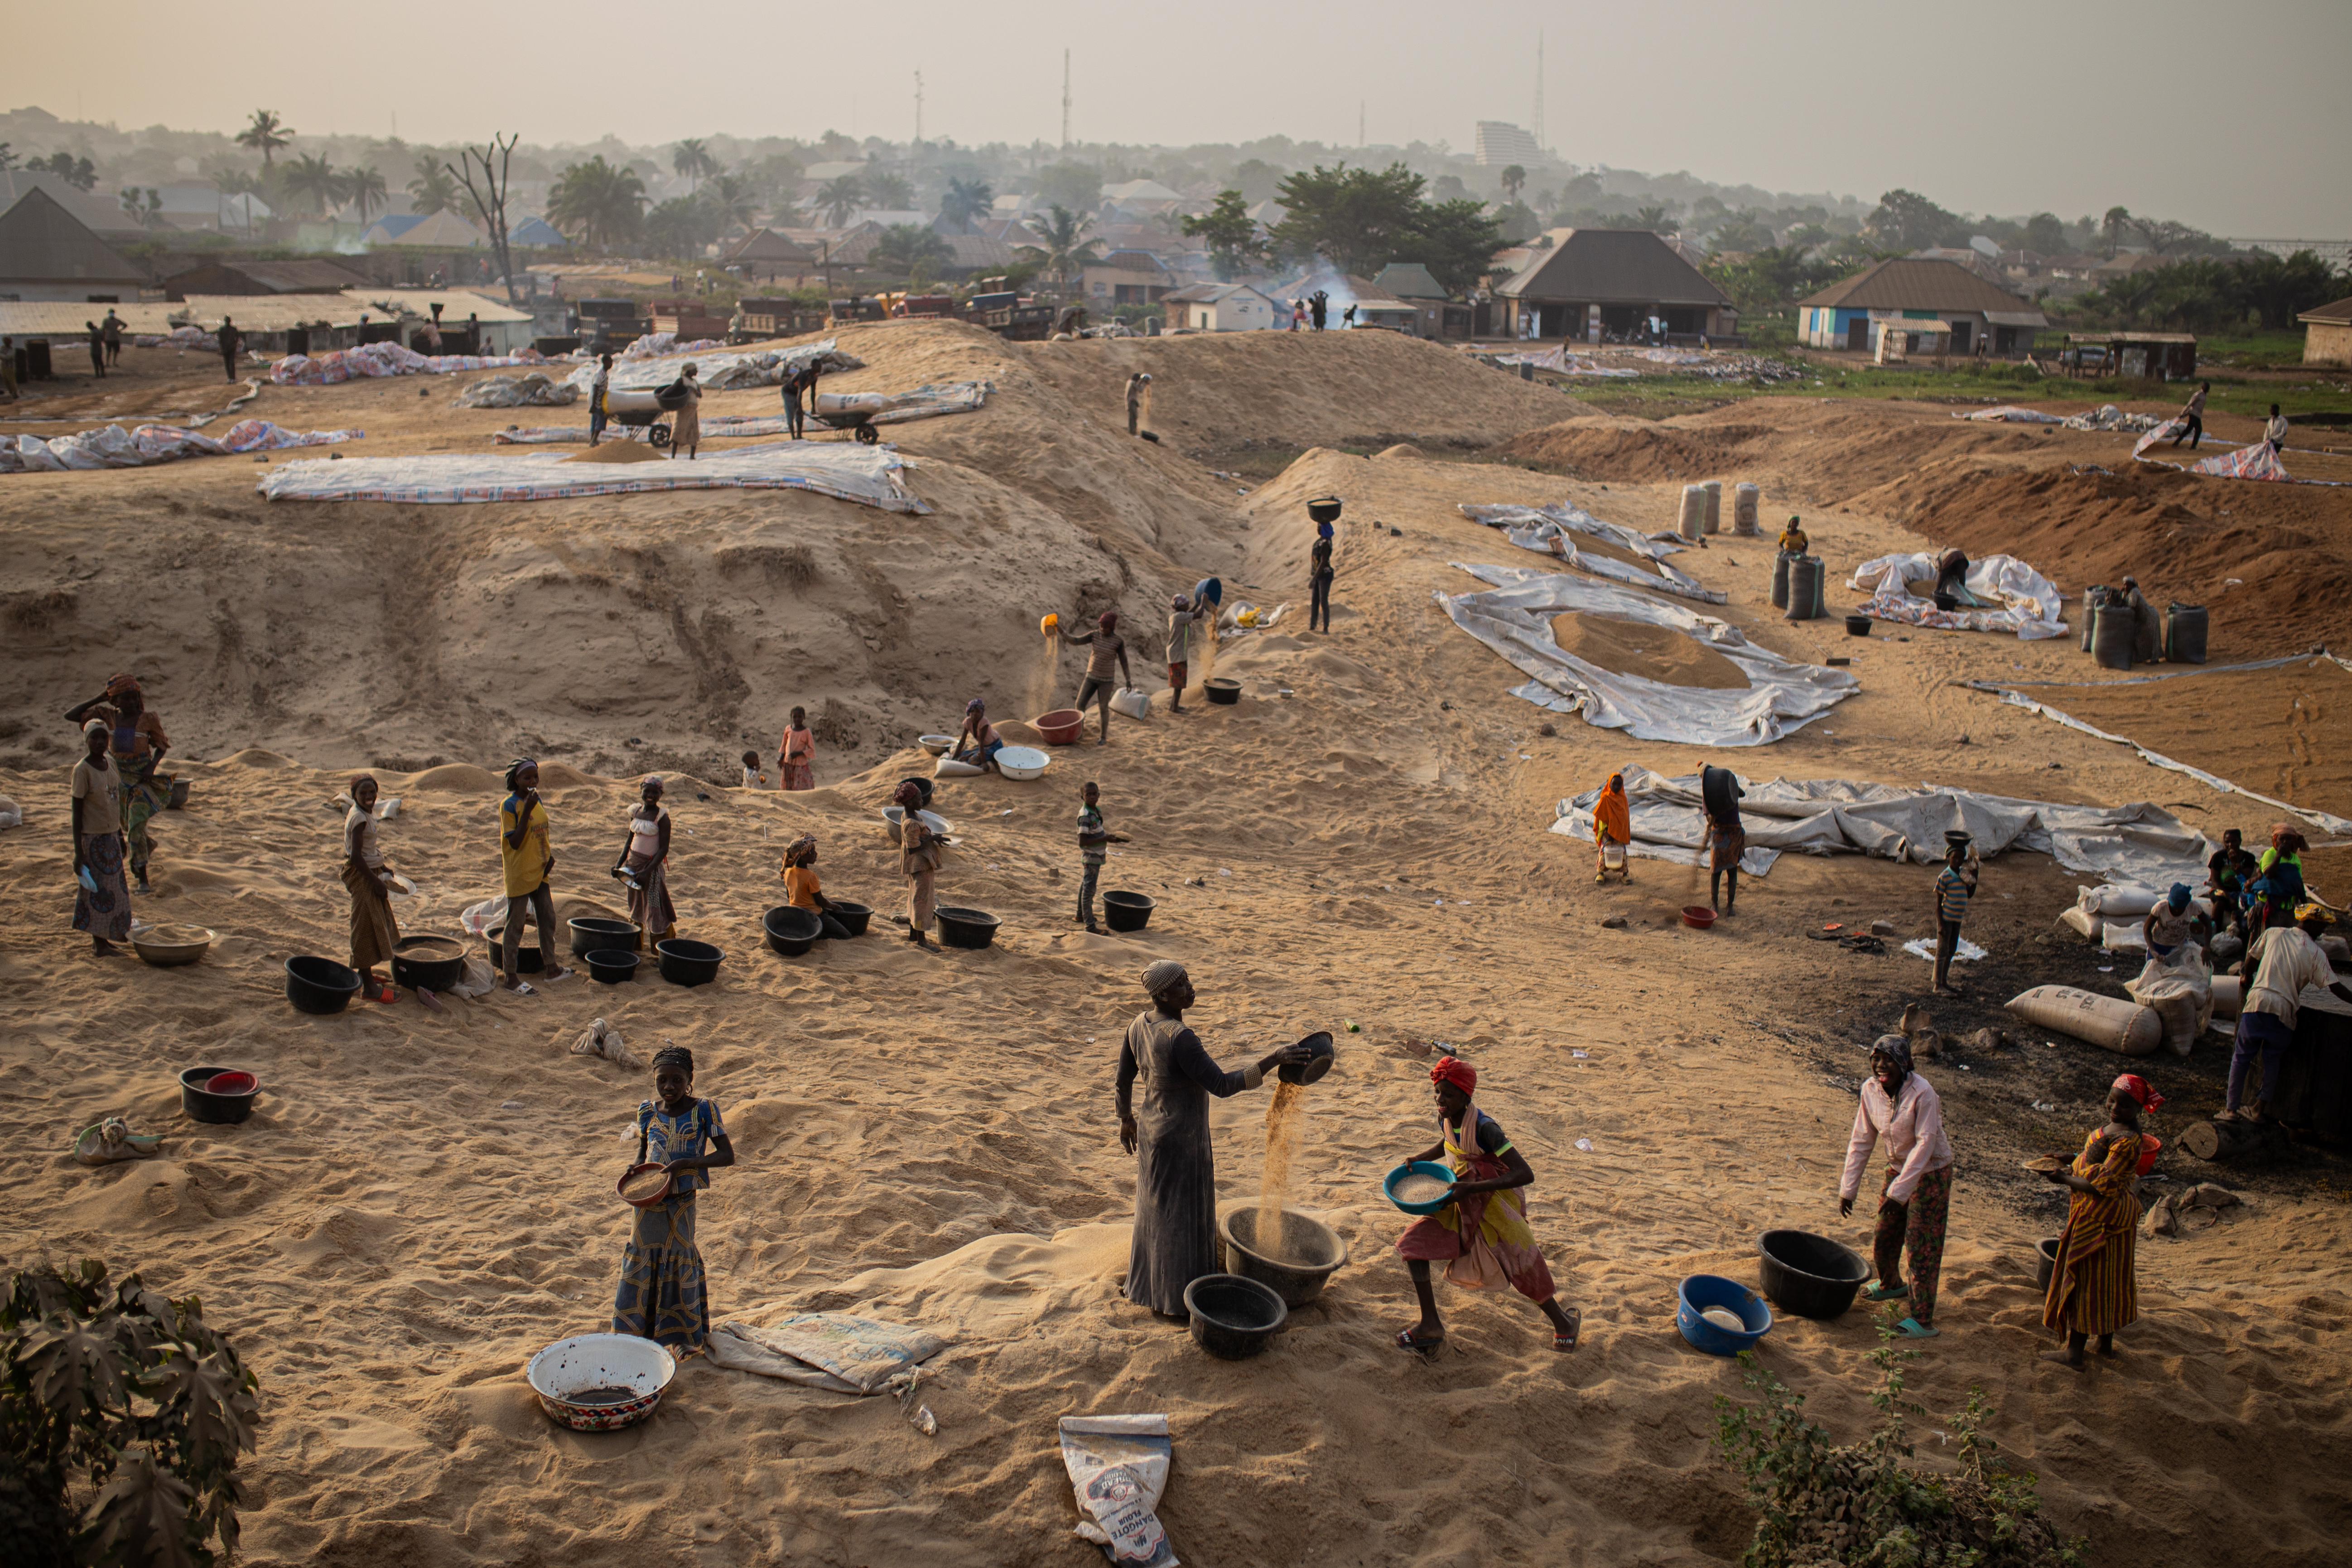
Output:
[1184,1273,1287,1359]
[585,949,639,984]
[829,899,873,937]
[569,916,641,957]
[936,907,1001,950]
[1756,1230,1871,1320]
[181,1066,258,1124]
[1102,890,1154,932]
[390,935,466,993]
[1306,495,1342,524]
[655,938,722,986]
[1845,614,1872,637]
[1203,678,1241,706]
[483,926,545,973]
[285,955,362,1014]
[2033,1237,2061,1293]
[764,904,822,957]
[1278,1031,1335,1086]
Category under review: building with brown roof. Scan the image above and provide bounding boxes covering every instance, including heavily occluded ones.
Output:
[0,187,148,302]
[1797,257,2048,356]
[2299,296,2352,367]
[163,258,371,299]
[1492,228,1736,342]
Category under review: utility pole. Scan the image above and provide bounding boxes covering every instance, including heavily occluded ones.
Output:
[1533,31,1546,154]
[914,69,924,146]
[1060,50,1071,150]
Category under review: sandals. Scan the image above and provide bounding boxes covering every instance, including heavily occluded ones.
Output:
[1395,1327,1444,1355]
[1864,1282,1911,1302]
[73,1117,162,1165]
[1894,1317,1940,1339]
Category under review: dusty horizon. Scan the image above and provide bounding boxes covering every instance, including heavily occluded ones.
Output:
[6,0,2347,237]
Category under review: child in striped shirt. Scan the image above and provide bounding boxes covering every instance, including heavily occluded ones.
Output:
[1932,844,1978,994]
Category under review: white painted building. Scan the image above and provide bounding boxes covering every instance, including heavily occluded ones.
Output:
[1161,282,1280,332]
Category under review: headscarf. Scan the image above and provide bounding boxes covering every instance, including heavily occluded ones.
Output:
[1430,1055,1477,1095]
[785,834,816,867]
[1594,772,1631,847]
[104,672,141,699]
[652,1045,695,1076]
[893,780,925,810]
[1142,959,1188,999]
[2274,828,2309,857]
[2296,902,2333,926]
[82,717,109,738]
[965,697,985,714]
[1098,610,1118,632]
[2111,1073,2164,1113]
[504,757,536,793]
[1317,520,1335,539]
[1171,593,1191,612]
[2167,883,2191,913]
[1870,1034,1913,1085]
[641,773,663,791]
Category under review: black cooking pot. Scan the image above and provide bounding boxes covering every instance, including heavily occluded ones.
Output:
[764,904,822,957]
[1306,496,1342,524]
[1203,678,1241,706]
[569,916,640,957]
[390,935,466,993]
[285,955,362,1014]
[1102,891,1154,932]
[936,907,1001,950]
[1756,1230,1871,1320]
[829,899,873,937]
[656,938,722,986]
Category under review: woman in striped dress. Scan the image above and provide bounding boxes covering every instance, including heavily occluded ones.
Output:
[2039,1073,2158,1368]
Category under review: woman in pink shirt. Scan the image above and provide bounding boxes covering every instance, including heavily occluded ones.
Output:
[1838,1034,1954,1338]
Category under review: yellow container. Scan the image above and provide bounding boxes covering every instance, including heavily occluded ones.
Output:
[1040,613,1059,636]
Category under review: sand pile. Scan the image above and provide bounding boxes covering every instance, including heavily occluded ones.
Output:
[1550,613,1751,690]
[560,440,669,464]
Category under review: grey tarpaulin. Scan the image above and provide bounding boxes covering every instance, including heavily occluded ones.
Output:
[1436,562,1858,746]
[1552,765,2216,887]
[258,439,928,511]
[1459,502,1725,604]
[566,340,863,394]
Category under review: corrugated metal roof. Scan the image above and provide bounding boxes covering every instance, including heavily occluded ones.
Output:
[0,300,180,337]
[180,294,370,330]
[0,170,145,237]
[2299,295,2352,326]
[1372,262,1450,299]
[337,287,532,324]
[1494,229,1731,307]
[725,227,814,264]
[0,188,147,287]
[1798,258,2034,313]
[164,258,371,295]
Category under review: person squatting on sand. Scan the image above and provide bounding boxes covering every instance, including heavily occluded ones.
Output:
[778,707,816,792]
[1117,962,1311,1317]
[1593,771,1632,884]
[67,674,169,893]
[2221,903,2351,1124]
[1394,1055,1581,1353]
[779,835,853,940]
[69,719,132,954]
[953,698,1004,773]
[615,775,677,944]
[343,775,400,1004]
[1839,1034,1952,1339]
[1059,610,1133,745]
[497,758,570,990]
[1075,781,1127,933]
[613,1046,734,1353]
[897,780,943,949]
[1778,515,1808,557]
[2039,1074,2159,1369]
[1933,840,1980,994]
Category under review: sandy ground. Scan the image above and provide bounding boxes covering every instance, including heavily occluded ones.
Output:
[3,327,2351,1566]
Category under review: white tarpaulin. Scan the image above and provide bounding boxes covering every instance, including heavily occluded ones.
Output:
[566,340,862,394]
[2,418,362,474]
[1459,502,1723,604]
[1848,551,2068,639]
[1953,406,2065,424]
[258,439,927,511]
[1438,561,1857,747]
[1551,765,2216,887]
[489,381,993,443]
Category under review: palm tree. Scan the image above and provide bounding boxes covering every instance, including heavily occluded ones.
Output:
[812,174,863,227]
[703,172,757,236]
[343,165,388,224]
[672,138,719,191]
[118,188,163,229]
[1500,164,1526,204]
[236,109,293,167]
[939,176,993,232]
[407,155,458,216]
[872,223,953,280]
[1635,204,1677,235]
[866,170,915,210]
[282,153,341,216]
[2101,206,2134,258]
[547,155,647,251]
[1018,204,1102,296]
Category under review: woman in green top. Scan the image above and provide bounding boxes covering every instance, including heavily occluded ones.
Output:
[2257,825,2309,927]
[498,758,570,990]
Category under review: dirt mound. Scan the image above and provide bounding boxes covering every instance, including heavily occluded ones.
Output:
[1015,328,1596,455]
[1551,613,1751,689]
[405,762,505,792]
[1496,417,1778,481]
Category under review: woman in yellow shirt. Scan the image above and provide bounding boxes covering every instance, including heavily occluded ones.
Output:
[498,758,570,991]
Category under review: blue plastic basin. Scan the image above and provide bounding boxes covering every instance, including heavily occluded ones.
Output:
[1383,1160,1458,1216]
[1677,1274,1772,1356]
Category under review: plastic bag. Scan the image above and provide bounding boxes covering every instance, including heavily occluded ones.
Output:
[1060,1415,1176,1567]
[458,895,507,937]
[1109,688,1151,720]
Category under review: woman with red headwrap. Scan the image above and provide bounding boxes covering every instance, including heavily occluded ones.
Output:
[1593,772,1632,884]
[1058,609,1133,745]
[2038,1073,2159,1368]
[1394,1056,1581,1353]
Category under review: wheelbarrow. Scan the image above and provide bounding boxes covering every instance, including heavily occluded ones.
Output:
[811,391,886,444]
[603,382,690,447]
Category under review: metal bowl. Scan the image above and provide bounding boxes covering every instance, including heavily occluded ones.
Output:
[525,1333,677,1431]
[132,922,214,967]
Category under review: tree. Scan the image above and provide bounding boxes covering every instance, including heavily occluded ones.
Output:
[1,1259,263,1567]
[671,138,718,191]
[939,176,994,232]
[811,174,863,227]
[866,170,915,210]
[343,165,388,224]
[1034,161,1102,213]
[1634,204,1678,235]
[2101,206,2135,257]
[1231,158,1284,201]
[281,153,341,216]
[2024,212,2066,256]
[1018,204,1103,294]
[1500,164,1526,204]
[450,132,527,302]
[1268,162,1426,276]
[1396,198,1507,294]
[118,187,163,229]
[871,223,953,285]
[2135,218,2207,257]
[547,153,647,251]
[1181,190,1264,281]
[32,151,96,191]
[1705,246,1866,317]
[235,109,293,167]
[0,143,14,172]
[703,173,758,236]
[407,155,458,216]
[646,196,720,258]
[1868,188,1962,251]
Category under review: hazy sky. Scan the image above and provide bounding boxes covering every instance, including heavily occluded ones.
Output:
[13,0,2347,234]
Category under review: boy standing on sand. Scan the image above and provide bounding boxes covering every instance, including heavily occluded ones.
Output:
[1932,842,1978,994]
[1076,781,1127,933]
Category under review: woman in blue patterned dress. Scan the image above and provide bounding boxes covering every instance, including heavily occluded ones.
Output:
[613,1046,734,1351]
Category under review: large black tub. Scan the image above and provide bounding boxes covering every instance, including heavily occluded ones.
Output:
[764,905,823,958]
[390,934,466,993]
[655,938,723,987]
[1102,891,1154,933]
[1183,1273,1287,1360]
[483,926,545,974]
[1756,1230,1872,1320]
[569,917,641,957]
[936,907,1001,950]
[285,955,362,1014]
[829,899,874,937]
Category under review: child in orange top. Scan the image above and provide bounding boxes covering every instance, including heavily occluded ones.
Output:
[778,835,851,940]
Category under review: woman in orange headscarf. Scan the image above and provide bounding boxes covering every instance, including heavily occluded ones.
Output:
[2039,1073,2158,1368]
[1593,772,1632,884]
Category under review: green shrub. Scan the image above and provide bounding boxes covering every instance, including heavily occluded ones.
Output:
[0,1260,260,1568]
